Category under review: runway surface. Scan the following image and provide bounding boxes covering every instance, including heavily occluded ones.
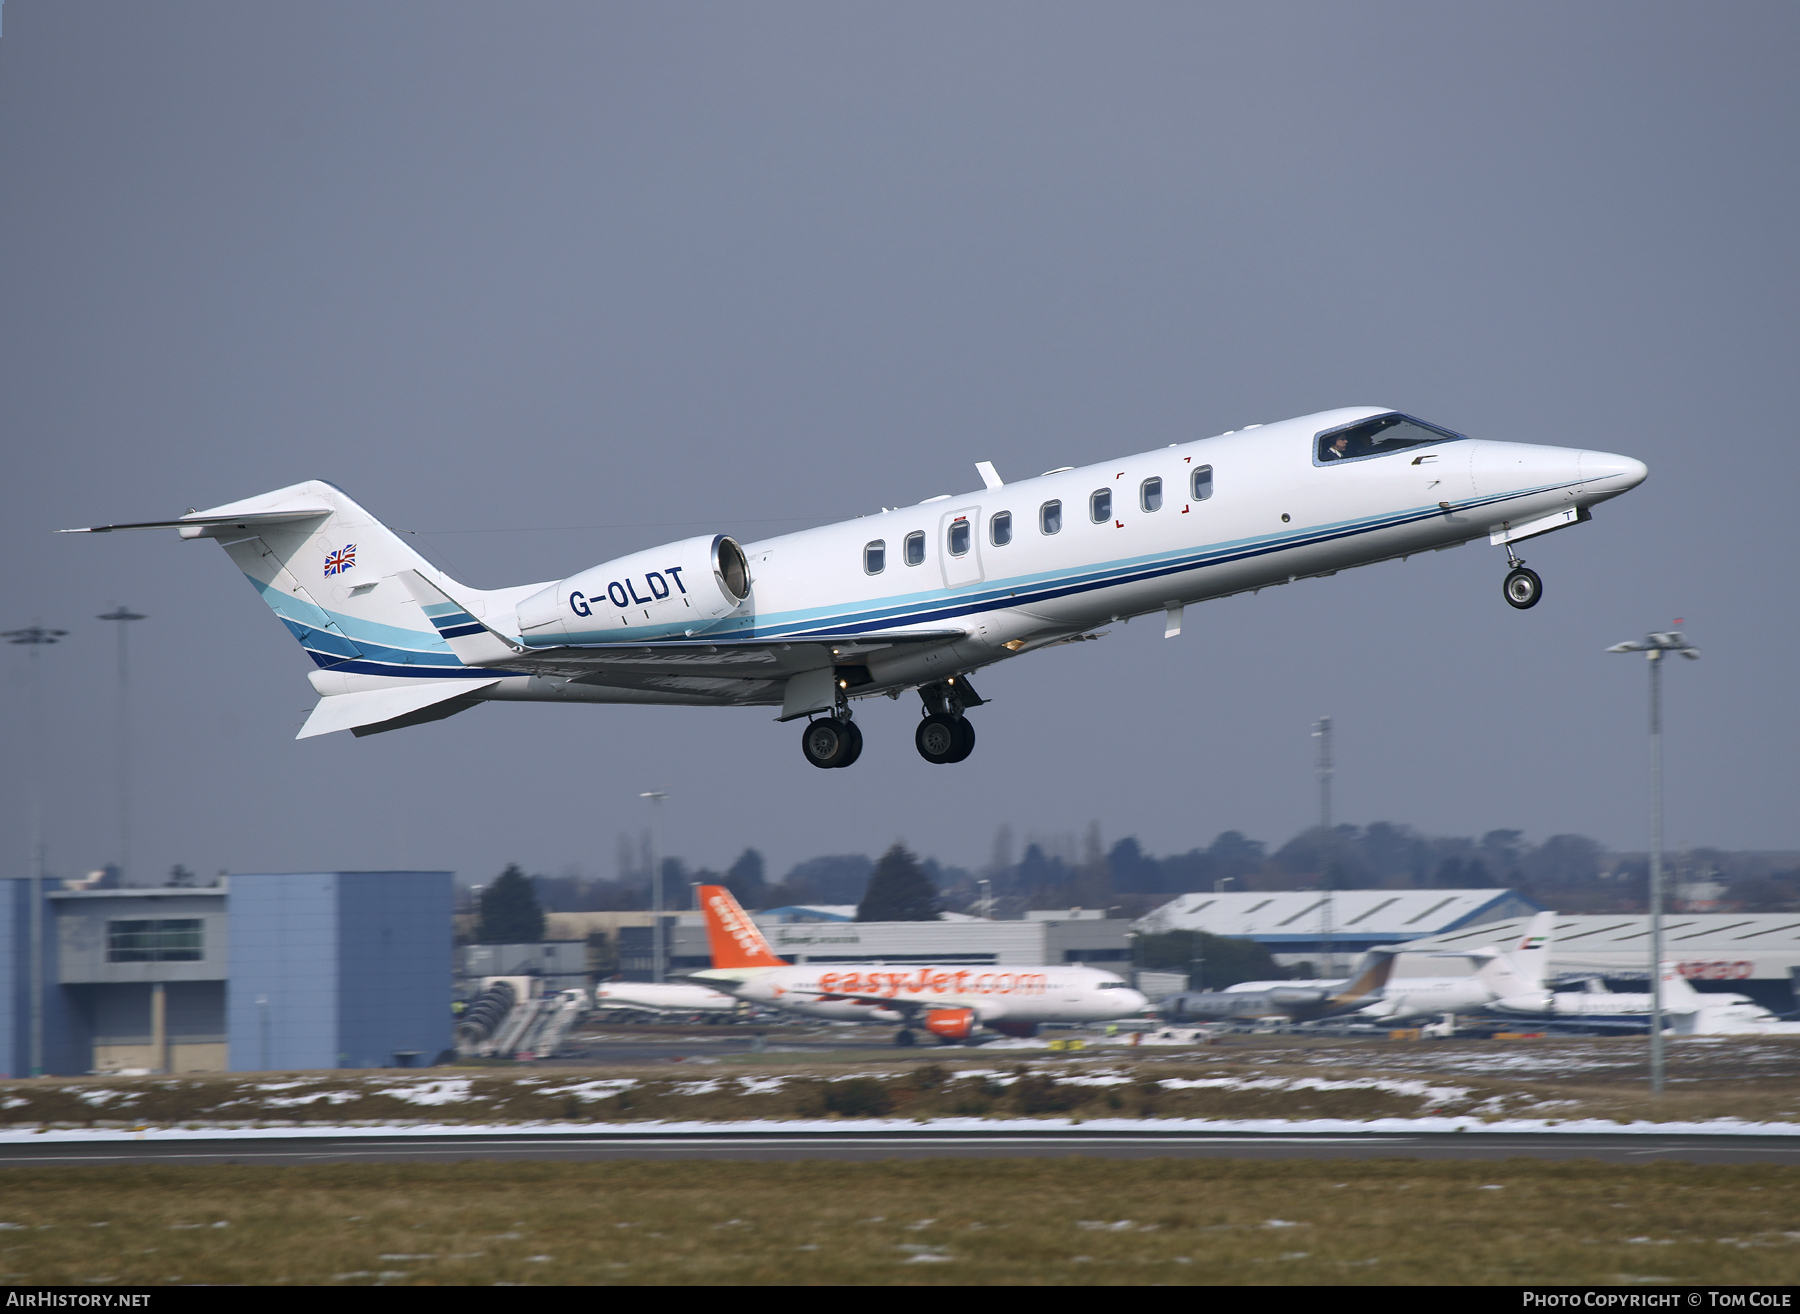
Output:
[5,1128,1799,1167]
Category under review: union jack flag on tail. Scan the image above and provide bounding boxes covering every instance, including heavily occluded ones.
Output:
[324,544,356,576]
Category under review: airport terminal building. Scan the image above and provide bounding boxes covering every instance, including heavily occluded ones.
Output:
[1,872,452,1077]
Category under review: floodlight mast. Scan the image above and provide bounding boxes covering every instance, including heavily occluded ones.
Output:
[640,791,668,983]
[1606,630,1700,1096]
[4,623,69,1078]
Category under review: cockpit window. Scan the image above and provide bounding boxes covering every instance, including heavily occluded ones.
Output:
[1316,413,1464,465]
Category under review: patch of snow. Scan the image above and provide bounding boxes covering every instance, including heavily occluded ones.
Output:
[378,1079,473,1107]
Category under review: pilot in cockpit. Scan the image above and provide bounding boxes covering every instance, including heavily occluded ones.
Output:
[1321,431,1352,461]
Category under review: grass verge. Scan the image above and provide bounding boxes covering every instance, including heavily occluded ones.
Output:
[2,1158,1799,1285]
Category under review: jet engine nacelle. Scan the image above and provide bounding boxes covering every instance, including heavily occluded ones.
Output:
[925,1008,977,1041]
[514,534,751,641]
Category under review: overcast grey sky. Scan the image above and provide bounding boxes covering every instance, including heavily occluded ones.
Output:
[3,2,1796,890]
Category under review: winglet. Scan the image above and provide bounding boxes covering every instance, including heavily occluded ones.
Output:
[396,569,528,667]
[698,885,788,969]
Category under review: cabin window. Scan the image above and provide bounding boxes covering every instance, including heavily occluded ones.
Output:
[1090,489,1112,523]
[1140,477,1162,513]
[947,518,970,557]
[990,511,1013,546]
[1191,465,1213,501]
[1316,413,1463,464]
[864,540,885,574]
[1039,500,1062,535]
[904,530,926,566]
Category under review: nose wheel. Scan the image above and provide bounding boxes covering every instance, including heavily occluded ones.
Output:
[1501,541,1543,610]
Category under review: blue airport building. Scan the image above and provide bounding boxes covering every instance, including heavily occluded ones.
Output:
[0,871,451,1076]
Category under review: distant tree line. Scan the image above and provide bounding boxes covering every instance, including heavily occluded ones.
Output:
[473,821,1800,934]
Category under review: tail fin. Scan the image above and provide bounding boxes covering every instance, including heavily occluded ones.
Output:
[1657,961,1702,1011]
[1507,911,1556,989]
[1479,910,1558,997]
[1327,949,1396,1010]
[79,480,500,681]
[698,885,788,969]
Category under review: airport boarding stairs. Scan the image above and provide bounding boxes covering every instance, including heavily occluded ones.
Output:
[455,978,588,1060]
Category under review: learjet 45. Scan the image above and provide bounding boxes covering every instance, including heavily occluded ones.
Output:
[64,408,1646,766]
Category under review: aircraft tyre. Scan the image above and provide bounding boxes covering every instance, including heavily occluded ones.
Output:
[834,719,864,768]
[1503,566,1543,610]
[801,717,854,768]
[921,712,964,763]
[945,716,975,763]
[894,1028,915,1047]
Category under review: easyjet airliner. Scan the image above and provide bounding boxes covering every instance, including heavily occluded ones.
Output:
[688,885,1147,1044]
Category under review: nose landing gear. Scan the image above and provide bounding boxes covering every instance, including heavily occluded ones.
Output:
[1502,546,1543,610]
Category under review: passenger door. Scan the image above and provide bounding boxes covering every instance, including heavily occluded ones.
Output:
[939,506,983,589]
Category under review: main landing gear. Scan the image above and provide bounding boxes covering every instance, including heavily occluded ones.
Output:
[800,715,863,769]
[796,674,985,768]
[1501,544,1543,610]
[915,677,982,765]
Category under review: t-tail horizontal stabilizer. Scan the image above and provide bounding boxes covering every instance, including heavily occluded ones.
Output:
[298,677,502,740]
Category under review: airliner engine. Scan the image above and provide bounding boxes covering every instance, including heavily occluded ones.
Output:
[513,534,751,640]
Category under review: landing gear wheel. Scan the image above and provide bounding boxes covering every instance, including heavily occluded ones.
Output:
[945,716,975,763]
[915,713,963,764]
[1503,567,1543,610]
[801,717,854,768]
[834,719,864,768]
[894,1029,915,1047]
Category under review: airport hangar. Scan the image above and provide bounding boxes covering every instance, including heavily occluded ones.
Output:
[0,872,452,1077]
[652,906,1133,977]
[1132,889,1547,976]
[1400,913,1800,1014]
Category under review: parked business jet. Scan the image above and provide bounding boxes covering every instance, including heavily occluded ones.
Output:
[1348,911,1559,1023]
[1159,911,1557,1025]
[686,885,1147,1044]
[65,409,1646,766]
[1157,953,1399,1024]
[1492,961,1800,1036]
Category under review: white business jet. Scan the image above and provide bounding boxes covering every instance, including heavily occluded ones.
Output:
[1353,911,1557,1023]
[688,884,1147,1044]
[64,409,1646,767]
[1492,962,1800,1036]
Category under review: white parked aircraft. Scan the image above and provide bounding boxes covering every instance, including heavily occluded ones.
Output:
[1159,910,1557,1025]
[1492,961,1800,1036]
[592,980,740,1017]
[687,885,1148,1044]
[64,409,1646,766]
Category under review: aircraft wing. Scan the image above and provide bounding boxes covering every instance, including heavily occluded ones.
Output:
[396,568,965,709]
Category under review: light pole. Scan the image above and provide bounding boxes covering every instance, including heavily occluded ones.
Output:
[5,623,68,1077]
[1607,628,1700,1095]
[640,791,667,982]
[97,606,146,884]
[1312,716,1333,831]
